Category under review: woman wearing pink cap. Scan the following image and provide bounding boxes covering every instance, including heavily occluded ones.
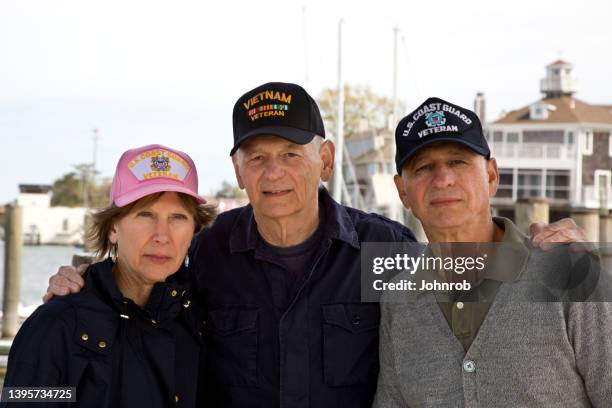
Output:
[2,144,215,407]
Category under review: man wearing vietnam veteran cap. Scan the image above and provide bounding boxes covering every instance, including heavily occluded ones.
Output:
[373,98,612,407]
[197,81,416,407]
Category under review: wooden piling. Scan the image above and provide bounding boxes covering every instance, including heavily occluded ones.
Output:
[2,204,23,338]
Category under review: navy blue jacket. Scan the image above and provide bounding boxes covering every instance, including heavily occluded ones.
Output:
[2,259,204,408]
[194,187,415,408]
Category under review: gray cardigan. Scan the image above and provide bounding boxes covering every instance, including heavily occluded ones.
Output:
[373,245,612,407]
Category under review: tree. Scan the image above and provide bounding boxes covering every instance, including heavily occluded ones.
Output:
[50,172,82,207]
[317,84,404,138]
[51,164,111,208]
[214,181,246,199]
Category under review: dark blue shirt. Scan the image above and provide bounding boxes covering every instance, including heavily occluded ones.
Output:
[193,187,415,408]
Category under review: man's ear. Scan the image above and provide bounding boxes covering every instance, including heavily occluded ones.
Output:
[486,157,499,197]
[319,140,335,182]
[231,153,245,189]
[394,174,411,209]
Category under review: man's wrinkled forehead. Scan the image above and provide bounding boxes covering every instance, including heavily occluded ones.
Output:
[237,134,306,154]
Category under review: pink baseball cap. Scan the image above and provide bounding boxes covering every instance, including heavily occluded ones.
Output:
[110,144,207,207]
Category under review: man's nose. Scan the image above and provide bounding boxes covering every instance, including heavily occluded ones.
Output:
[431,165,455,188]
[263,158,285,181]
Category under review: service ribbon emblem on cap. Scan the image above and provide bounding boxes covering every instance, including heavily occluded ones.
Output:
[128,148,190,181]
[243,90,293,122]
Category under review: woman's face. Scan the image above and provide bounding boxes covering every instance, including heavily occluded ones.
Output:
[109,192,195,285]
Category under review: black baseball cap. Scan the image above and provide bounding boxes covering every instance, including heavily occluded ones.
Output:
[395,97,490,174]
[230,82,326,155]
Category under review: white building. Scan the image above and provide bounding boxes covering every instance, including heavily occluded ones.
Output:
[486,60,612,219]
[18,185,87,245]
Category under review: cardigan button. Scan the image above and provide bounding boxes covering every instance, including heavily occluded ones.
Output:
[463,360,475,373]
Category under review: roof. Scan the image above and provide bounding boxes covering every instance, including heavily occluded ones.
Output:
[547,59,572,67]
[18,184,52,194]
[493,96,612,125]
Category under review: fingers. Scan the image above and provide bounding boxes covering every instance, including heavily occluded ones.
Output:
[529,222,547,238]
[58,265,86,288]
[531,217,590,251]
[44,265,87,301]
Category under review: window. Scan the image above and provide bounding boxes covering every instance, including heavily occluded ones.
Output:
[545,170,570,200]
[609,134,612,157]
[493,131,503,143]
[517,170,542,198]
[523,130,564,144]
[62,219,69,232]
[567,132,574,145]
[595,170,611,211]
[506,133,519,143]
[497,169,514,198]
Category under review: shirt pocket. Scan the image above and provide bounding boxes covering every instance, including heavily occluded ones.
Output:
[321,303,380,386]
[205,306,259,387]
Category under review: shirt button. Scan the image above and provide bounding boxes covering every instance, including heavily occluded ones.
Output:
[81,333,89,341]
[98,341,107,349]
[175,395,179,403]
[456,302,464,310]
[463,360,475,373]
[351,315,361,326]
[171,290,178,297]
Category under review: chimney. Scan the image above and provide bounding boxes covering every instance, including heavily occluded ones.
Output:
[474,92,486,123]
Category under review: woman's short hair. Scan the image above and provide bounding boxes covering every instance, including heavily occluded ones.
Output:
[86,192,217,260]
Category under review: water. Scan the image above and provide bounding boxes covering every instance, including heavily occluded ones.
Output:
[0,242,80,315]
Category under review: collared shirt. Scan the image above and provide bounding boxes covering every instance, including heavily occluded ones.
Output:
[193,187,416,408]
[434,217,530,351]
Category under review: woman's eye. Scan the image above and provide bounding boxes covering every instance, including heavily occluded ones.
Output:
[137,211,153,218]
[171,214,189,221]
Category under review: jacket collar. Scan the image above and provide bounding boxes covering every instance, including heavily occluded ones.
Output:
[229,186,360,253]
[88,258,191,325]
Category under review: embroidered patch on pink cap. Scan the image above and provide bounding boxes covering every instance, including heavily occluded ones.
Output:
[110,144,206,207]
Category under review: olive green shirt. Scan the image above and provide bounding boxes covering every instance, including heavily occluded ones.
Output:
[433,217,530,351]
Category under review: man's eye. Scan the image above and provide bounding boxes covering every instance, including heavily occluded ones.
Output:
[285,152,300,158]
[450,160,466,166]
[249,155,263,162]
[415,164,432,173]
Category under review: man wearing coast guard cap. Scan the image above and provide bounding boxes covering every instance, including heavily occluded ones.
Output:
[373,98,612,407]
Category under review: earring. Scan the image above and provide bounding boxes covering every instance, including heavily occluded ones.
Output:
[184,254,190,267]
[110,243,118,262]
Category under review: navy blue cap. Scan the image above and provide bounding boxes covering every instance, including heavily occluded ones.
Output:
[231,82,325,155]
[395,97,490,173]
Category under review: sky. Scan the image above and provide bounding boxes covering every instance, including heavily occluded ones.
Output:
[1,0,611,204]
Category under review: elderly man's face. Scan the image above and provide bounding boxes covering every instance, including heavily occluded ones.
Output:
[394,142,499,232]
[232,135,333,220]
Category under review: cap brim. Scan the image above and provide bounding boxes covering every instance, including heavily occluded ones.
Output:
[230,126,317,155]
[396,136,490,174]
[114,183,207,207]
